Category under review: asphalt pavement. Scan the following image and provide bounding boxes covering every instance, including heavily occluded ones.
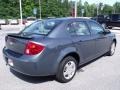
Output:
[0,25,120,90]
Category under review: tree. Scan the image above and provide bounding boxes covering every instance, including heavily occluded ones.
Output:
[61,0,71,17]
[102,4,113,14]
[83,1,92,17]
[0,0,19,19]
[98,3,103,14]
[22,0,35,18]
[90,4,96,16]
[113,2,120,13]
[77,0,83,16]
[0,0,120,19]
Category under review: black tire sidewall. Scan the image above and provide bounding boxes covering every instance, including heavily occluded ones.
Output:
[108,42,116,56]
[110,42,116,55]
[108,26,112,29]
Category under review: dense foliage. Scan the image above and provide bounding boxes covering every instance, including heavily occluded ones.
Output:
[0,0,120,19]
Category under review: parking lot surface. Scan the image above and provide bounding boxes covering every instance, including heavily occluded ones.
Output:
[0,25,120,90]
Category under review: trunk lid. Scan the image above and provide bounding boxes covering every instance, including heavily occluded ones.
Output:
[6,33,45,54]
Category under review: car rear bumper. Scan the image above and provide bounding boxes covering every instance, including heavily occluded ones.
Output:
[3,47,57,76]
[4,57,39,76]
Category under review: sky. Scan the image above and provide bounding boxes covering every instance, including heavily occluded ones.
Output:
[70,0,119,6]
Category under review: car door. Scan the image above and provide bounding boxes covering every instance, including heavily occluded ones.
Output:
[88,21,111,57]
[66,21,96,64]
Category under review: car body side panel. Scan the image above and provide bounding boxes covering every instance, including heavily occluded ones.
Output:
[71,35,96,64]
[32,37,76,76]
[44,38,78,74]
[86,20,115,57]
[2,18,117,77]
[96,33,116,57]
[54,46,78,73]
[91,34,110,56]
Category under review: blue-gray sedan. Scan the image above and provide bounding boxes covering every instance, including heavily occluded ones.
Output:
[3,18,117,83]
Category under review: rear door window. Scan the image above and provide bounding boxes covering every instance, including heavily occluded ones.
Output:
[67,21,90,36]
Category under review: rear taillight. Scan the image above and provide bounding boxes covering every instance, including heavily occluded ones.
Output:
[25,41,45,55]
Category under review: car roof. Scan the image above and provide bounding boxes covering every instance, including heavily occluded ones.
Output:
[45,17,91,22]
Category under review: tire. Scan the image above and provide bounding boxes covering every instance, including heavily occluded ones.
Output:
[56,56,77,83]
[0,25,1,30]
[108,26,113,29]
[107,42,116,56]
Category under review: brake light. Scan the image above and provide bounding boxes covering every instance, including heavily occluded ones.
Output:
[25,41,45,55]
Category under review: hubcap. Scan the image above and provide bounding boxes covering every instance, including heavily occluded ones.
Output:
[111,43,115,55]
[63,61,76,80]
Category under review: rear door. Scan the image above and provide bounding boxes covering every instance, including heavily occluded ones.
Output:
[66,20,96,63]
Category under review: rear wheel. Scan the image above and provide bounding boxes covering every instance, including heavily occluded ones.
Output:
[107,42,116,56]
[56,56,77,83]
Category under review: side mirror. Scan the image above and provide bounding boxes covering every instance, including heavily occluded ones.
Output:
[103,30,111,34]
[99,30,111,35]
[106,30,111,33]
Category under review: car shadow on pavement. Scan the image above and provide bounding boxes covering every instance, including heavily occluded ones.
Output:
[10,68,55,84]
[77,55,106,72]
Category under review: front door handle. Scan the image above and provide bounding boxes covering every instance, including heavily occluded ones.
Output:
[97,36,107,39]
[79,40,83,42]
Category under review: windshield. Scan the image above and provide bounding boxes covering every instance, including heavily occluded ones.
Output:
[22,20,62,35]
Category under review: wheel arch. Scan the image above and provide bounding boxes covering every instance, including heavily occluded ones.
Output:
[61,52,80,66]
[54,47,80,74]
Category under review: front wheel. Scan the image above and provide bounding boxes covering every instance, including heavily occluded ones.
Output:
[108,26,113,29]
[107,42,116,56]
[56,56,77,83]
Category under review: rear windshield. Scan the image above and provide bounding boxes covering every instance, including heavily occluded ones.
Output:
[22,20,62,35]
